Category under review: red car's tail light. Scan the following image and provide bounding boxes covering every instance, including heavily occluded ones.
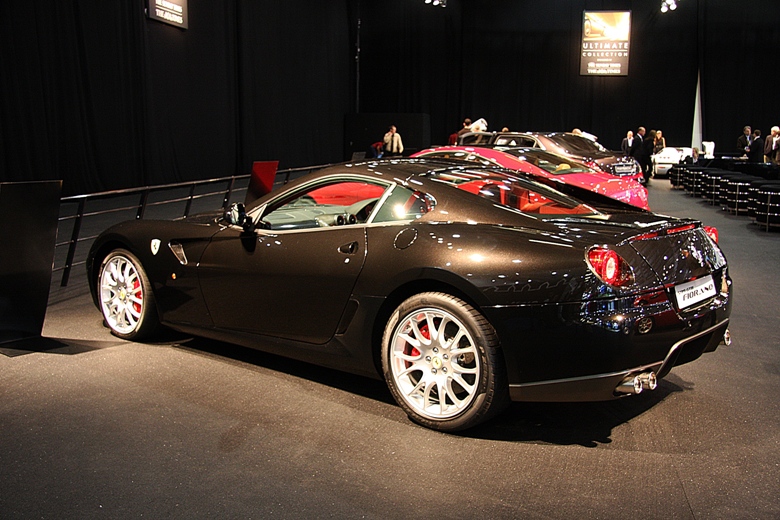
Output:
[587,247,633,287]
[666,224,696,235]
[703,225,719,243]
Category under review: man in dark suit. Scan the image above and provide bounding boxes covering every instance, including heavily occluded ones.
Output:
[630,127,650,182]
[629,127,644,157]
[748,130,764,163]
[737,125,752,154]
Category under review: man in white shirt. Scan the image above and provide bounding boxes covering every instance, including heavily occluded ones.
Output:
[621,130,634,156]
[764,126,780,164]
[384,125,404,156]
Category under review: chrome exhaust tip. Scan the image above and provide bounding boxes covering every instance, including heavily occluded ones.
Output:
[616,375,643,395]
[616,371,657,395]
[638,371,657,391]
[722,329,732,346]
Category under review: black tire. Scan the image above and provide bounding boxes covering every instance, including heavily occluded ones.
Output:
[97,248,160,341]
[381,292,509,432]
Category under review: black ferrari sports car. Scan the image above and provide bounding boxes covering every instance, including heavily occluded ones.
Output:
[87,158,732,431]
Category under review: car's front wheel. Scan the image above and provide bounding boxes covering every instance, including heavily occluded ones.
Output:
[381,292,508,431]
[98,248,159,341]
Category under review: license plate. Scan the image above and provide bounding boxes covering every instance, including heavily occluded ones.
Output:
[614,164,635,174]
[674,275,717,309]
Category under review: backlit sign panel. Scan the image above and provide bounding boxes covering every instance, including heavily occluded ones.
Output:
[580,11,630,76]
[147,0,188,29]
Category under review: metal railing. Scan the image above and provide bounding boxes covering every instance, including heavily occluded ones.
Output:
[54,164,327,287]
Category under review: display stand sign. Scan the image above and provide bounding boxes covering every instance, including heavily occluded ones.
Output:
[580,11,631,76]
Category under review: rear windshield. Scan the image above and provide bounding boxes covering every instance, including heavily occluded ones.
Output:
[429,169,598,215]
[548,133,607,154]
[499,148,593,175]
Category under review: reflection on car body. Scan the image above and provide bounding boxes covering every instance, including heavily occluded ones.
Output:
[412,145,649,210]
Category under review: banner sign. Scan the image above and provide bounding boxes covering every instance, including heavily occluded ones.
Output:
[580,11,630,76]
[147,0,188,29]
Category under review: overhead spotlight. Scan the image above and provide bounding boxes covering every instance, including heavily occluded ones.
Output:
[661,0,680,13]
[425,0,432,3]
[425,0,447,6]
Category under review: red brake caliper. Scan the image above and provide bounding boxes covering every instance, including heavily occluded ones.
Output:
[132,279,142,314]
[404,319,428,361]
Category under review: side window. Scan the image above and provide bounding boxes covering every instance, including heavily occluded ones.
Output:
[261,180,386,230]
[372,185,435,223]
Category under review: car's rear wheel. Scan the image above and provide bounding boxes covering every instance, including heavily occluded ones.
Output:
[381,292,508,431]
[98,249,159,341]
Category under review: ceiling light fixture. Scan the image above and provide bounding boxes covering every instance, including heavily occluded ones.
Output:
[661,0,678,13]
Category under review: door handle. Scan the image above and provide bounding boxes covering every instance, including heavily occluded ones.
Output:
[338,241,359,255]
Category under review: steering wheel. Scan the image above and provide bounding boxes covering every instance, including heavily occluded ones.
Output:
[349,198,380,223]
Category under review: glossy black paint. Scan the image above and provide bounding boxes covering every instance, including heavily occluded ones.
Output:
[87,159,732,401]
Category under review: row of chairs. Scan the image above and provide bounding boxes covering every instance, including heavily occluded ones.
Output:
[668,165,780,231]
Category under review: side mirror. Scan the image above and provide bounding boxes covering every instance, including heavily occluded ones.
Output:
[224,203,255,233]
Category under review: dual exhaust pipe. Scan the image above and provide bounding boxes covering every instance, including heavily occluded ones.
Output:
[616,329,732,396]
[616,371,657,395]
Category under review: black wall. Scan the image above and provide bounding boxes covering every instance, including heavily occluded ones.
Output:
[1,1,777,195]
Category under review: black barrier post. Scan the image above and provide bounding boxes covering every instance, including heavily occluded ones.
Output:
[60,198,85,287]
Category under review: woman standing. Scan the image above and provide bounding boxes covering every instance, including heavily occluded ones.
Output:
[653,130,666,154]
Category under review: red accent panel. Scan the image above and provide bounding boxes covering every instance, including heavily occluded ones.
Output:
[246,161,279,204]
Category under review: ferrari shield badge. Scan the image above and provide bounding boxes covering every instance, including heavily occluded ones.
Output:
[151,239,161,255]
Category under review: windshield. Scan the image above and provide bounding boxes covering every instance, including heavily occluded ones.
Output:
[548,133,607,154]
[428,169,598,216]
[498,148,594,175]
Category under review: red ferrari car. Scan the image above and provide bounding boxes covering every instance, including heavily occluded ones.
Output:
[412,146,650,210]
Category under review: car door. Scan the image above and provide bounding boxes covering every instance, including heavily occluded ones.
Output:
[197,178,387,344]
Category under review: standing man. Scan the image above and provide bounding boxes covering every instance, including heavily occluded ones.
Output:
[630,126,650,183]
[764,126,780,163]
[621,130,634,156]
[737,125,752,155]
[383,125,404,157]
[457,118,472,138]
[748,130,764,163]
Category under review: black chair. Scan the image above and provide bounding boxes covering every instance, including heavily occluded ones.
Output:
[669,165,686,189]
[725,175,759,214]
[747,179,780,219]
[754,183,780,231]
[700,169,730,205]
[715,173,746,207]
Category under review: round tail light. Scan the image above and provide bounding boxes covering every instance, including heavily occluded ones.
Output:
[587,247,633,287]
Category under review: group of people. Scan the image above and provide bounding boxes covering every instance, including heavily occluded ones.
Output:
[449,117,491,144]
[621,127,666,183]
[737,125,780,164]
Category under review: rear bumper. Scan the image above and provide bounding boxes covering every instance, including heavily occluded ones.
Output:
[484,282,732,401]
[507,318,729,402]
